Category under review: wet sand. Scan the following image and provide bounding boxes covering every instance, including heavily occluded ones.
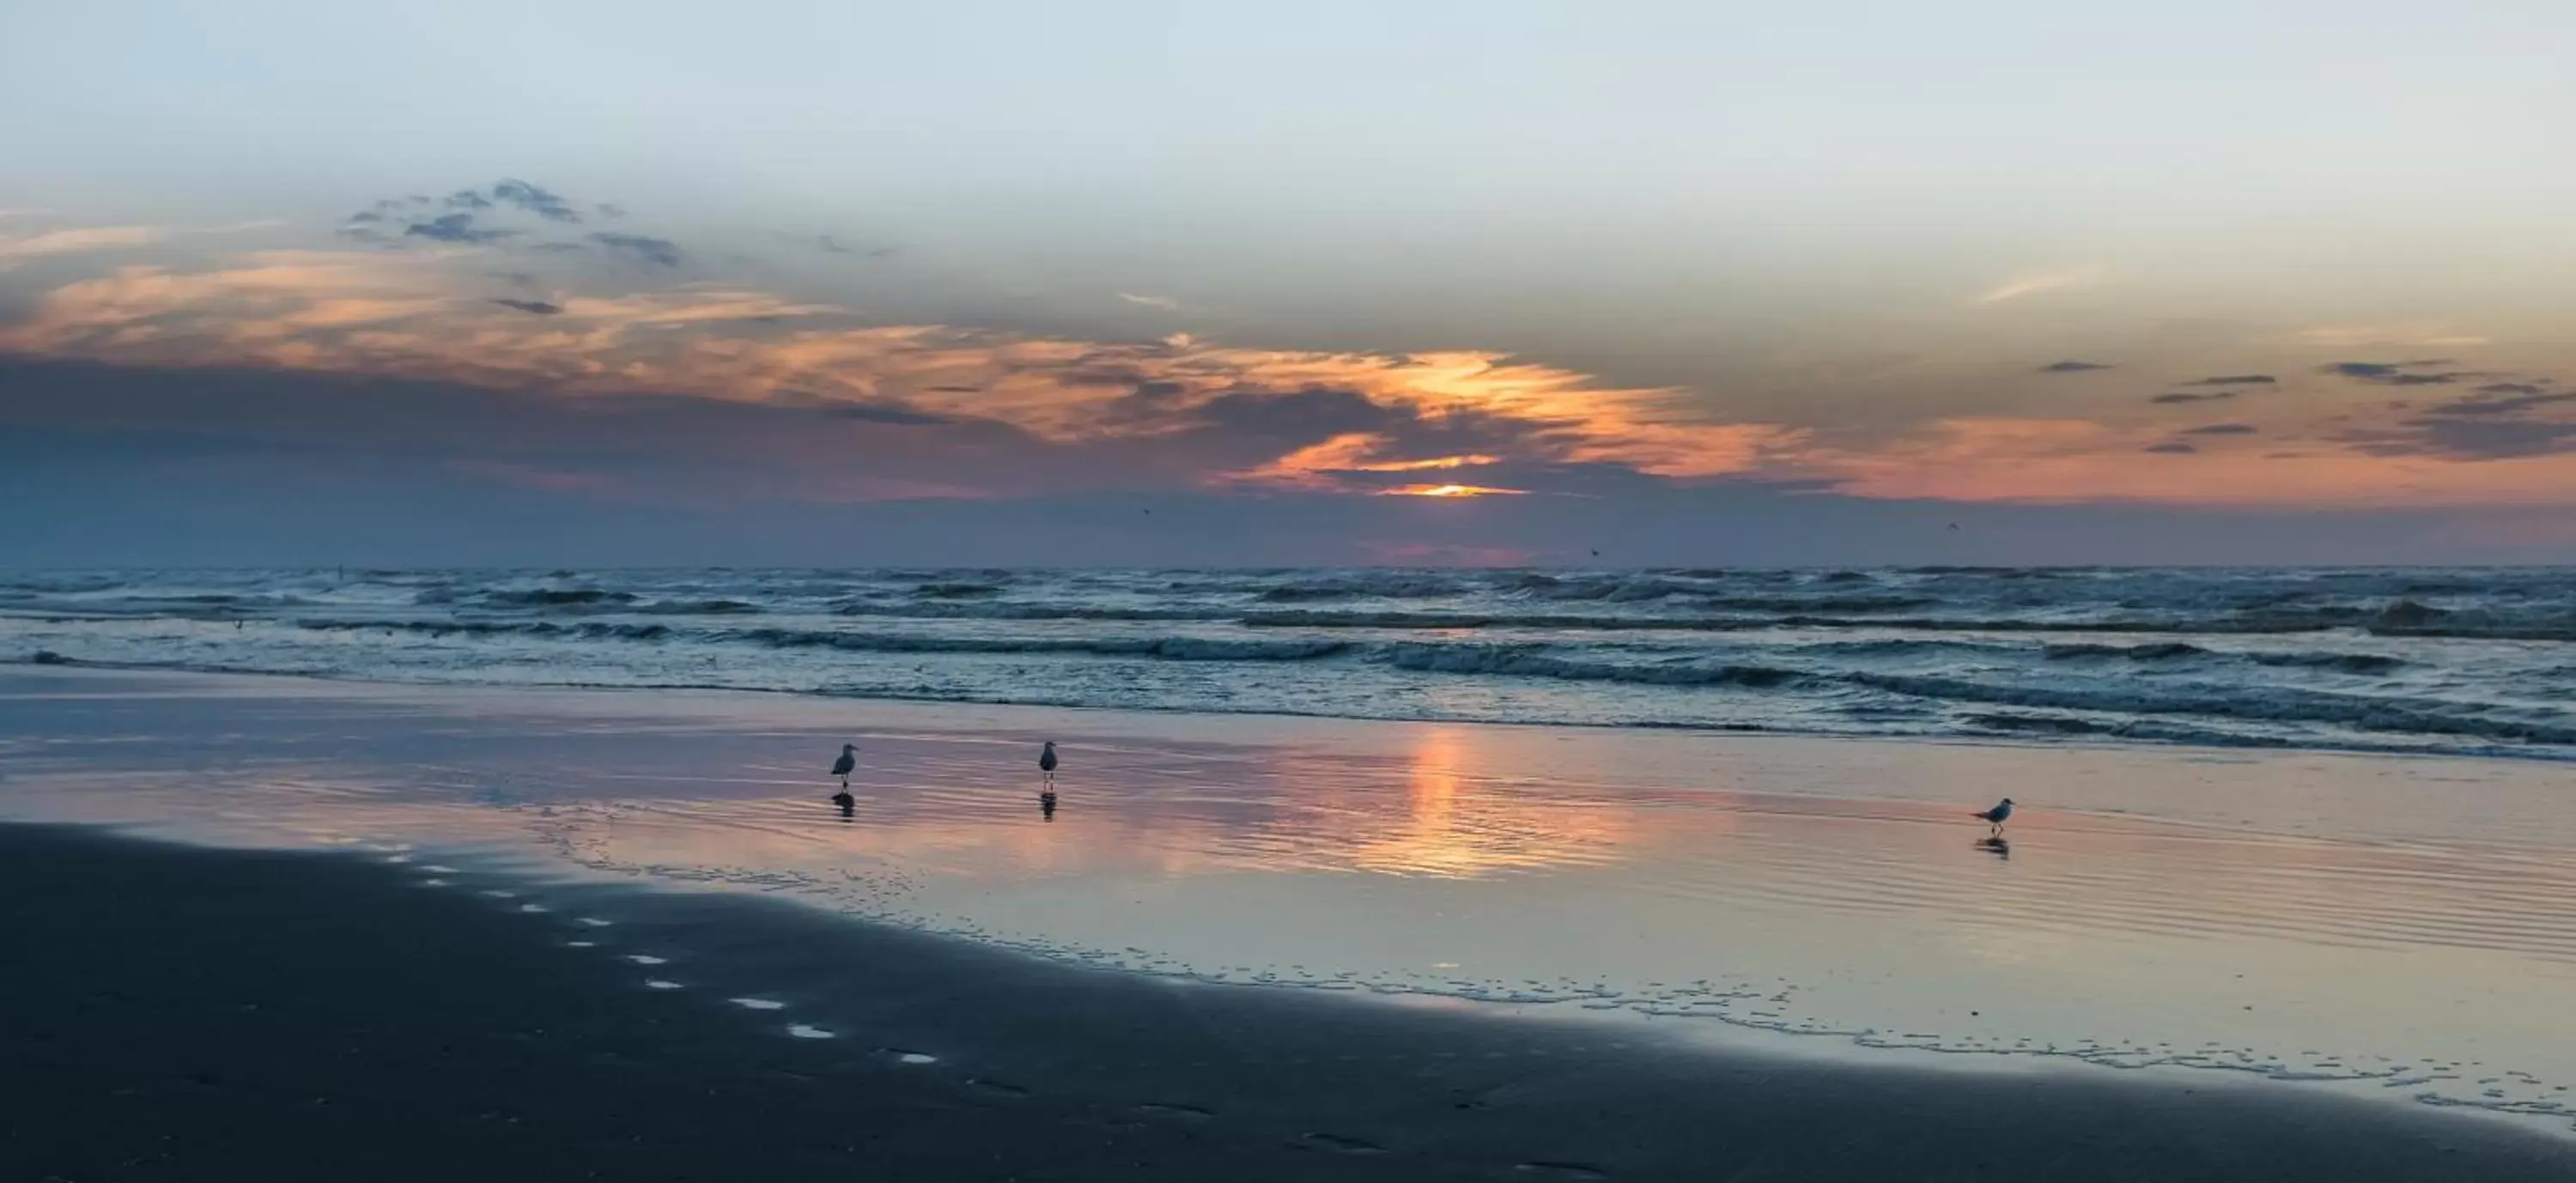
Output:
[8,822,2575,1182]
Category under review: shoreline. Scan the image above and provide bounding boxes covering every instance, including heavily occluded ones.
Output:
[9,821,2576,1181]
[9,652,2575,769]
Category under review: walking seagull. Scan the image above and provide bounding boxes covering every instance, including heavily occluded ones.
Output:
[1973,798,2014,836]
[830,743,856,790]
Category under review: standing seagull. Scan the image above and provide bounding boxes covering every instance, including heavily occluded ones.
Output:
[1038,741,1059,788]
[1973,798,2014,836]
[830,743,857,791]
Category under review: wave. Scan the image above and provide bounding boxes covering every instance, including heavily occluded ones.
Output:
[1376,643,1801,687]
[1842,671,2576,747]
[295,618,678,640]
[731,628,1354,662]
[635,598,763,615]
[835,602,1238,623]
[1253,575,1473,602]
[914,582,1005,599]
[2361,598,2576,641]
[478,587,639,607]
[2042,641,2211,661]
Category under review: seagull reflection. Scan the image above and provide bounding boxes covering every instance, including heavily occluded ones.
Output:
[1040,790,1058,822]
[1976,835,2011,859]
[832,789,854,822]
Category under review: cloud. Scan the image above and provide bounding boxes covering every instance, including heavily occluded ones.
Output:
[0,225,168,269]
[588,232,683,268]
[2037,360,2112,373]
[490,179,581,223]
[2298,326,2490,349]
[2430,389,2574,417]
[2142,441,2197,454]
[16,241,2576,515]
[2184,374,2275,386]
[404,213,513,244]
[1119,292,1182,312]
[2334,379,2576,461]
[342,181,611,252]
[2180,422,2257,436]
[596,203,628,220]
[2366,418,2576,461]
[0,248,1802,495]
[1975,267,2106,305]
[2321,361,2477,386]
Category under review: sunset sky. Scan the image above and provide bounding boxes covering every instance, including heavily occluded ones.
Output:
[6,2,2574,565]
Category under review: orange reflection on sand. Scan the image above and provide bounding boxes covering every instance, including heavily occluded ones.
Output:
[1339,728,1635,878]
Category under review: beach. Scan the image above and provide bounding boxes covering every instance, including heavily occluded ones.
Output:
[4,664,2575,1179]
[11,824,2576,1182]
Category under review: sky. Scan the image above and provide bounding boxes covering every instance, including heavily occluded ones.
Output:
[5,1,2576,566]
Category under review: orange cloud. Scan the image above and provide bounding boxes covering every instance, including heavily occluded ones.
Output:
[1800,416,2576,507]
[0,225,169,269]
[0,251,1800,490]
[7,246,2575,513]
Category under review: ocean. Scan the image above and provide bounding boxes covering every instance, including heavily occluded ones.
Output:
[3,566,2573,760]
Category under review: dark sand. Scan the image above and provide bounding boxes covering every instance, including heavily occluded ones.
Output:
[6,824,2572,1182]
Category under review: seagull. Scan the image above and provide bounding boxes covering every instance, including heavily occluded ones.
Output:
[1038,741,1058,788]
[1973,798,2014,835]
[830,743,856,790]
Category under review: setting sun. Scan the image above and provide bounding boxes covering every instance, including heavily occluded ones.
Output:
[1378,483,1526,499]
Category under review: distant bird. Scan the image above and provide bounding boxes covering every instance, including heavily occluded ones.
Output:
[1038,741,1059,787]
[1947,523,1959,531]
[1973,798,2014,835]
[830,743,856,790]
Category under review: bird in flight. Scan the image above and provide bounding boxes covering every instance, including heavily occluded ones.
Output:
[1973,798,2014,835]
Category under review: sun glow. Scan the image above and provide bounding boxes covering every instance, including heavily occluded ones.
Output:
[1379,483,1525,498]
